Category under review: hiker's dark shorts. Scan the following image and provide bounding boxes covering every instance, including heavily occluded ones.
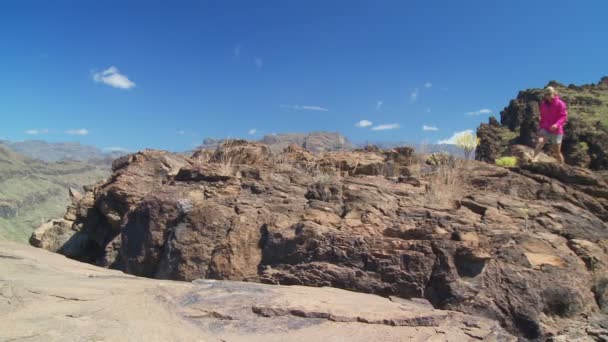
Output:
[538,128,563,144]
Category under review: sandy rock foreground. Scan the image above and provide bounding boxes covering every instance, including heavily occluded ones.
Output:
[0,241,513,341]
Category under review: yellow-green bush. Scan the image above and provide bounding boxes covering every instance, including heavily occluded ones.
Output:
[455,132,479,160]
[495,156,517,167]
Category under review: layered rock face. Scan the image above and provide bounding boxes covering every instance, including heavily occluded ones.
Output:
[33,142,608,340]
[476,77,608,169]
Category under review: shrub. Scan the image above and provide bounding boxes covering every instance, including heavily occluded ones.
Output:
[455,132,479,160]
[495,156,517,167]
[425,153,455,166]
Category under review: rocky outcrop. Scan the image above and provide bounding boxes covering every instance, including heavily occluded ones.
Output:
[0,241,514,341]
[32,142,608,339]
[476,77,608,169]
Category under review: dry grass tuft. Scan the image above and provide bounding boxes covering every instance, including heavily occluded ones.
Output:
[423,159,464,208]
[214,140,236,176]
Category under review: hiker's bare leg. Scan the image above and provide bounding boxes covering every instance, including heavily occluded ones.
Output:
[553,143,565,165]
[532,136,546,161]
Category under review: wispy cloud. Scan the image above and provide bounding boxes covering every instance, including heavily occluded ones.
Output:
[423,125,438,131]
[280,104,329,112]
[92,66,135,90]
[372,123,400,131]
[438,129,473,144]
[410,88,419,102]
[234,45,241,57]
[66,128,89,136]
[376,101,383,110]
[355,120,373,128]
[254,57,263,68]
[301,105,328,111]
[177,130,186,135]
[425,108,431,113]
[25,129,49,135]
[248,129,257,135]
[466,108,492,116]
[424,82,433,89]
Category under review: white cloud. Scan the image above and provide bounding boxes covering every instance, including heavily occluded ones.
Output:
[410,88,419,102]
[424,82,433,88]
[25,129,49,135]
[248,129,257,135]
[372,123,400,131]
[423,125,438,131]
[425,108,431,113]
[234,45,241,57]
[254,57,263,68]
[355,120,373,128]
[438,129,474,144]
[466,108,492,116]
[177,130,186,135]
[92,66,135,90]
[66,128,89,136]
[376,101,383,110]
[300,105,328,111]
[280,104,329,112]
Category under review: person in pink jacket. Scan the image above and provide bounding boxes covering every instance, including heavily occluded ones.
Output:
[532,86,568,164]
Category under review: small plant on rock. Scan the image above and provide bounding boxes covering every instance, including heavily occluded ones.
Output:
[495,156,517,167]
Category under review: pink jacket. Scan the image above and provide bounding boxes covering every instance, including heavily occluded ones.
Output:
[539,96,568,135]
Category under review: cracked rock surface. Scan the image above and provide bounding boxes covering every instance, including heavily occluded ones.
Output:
[0,241,513,341]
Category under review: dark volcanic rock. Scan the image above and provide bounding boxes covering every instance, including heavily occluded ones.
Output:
[33,141,608,339]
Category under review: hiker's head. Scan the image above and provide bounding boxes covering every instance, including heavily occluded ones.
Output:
[544,86,557,101]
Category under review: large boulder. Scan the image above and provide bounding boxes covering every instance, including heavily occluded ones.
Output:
[31,143,608,339]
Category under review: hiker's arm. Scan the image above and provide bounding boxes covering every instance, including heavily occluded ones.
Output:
[554,102,568,127]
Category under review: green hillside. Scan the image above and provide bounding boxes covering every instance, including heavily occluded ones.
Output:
[0,146,110,242]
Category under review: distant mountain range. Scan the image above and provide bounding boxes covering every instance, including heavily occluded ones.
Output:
[0,140,125,163]
[198,132,466,157]
[199,132,354,153]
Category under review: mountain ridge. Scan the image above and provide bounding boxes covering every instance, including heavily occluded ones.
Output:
[0,139,126,162]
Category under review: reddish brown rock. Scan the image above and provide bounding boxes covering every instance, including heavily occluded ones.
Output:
[32,141,608,340]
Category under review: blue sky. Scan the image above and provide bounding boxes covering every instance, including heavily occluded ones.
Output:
[1,0,607,152]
